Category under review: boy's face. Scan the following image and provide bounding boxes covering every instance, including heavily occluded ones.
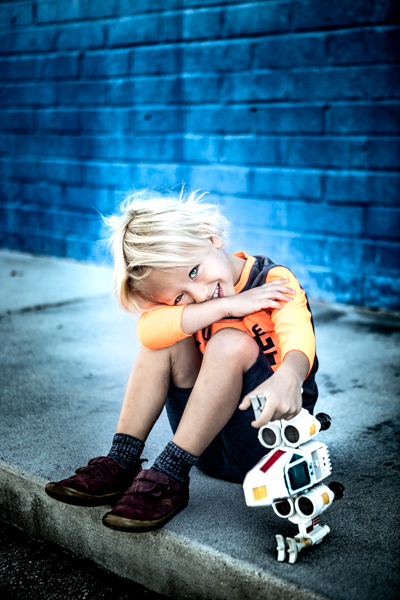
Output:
[143,238,243,307]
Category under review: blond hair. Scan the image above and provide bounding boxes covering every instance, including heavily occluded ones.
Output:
[104,189,230,313]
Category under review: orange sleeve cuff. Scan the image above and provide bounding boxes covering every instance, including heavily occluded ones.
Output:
[137,304,192,350]
[268,267,316,377]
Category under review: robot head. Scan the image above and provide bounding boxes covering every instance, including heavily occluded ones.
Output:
[258,410,331,450]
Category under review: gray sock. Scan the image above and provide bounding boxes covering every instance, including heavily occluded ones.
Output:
[152,441,197,483]
[107,433,145,472]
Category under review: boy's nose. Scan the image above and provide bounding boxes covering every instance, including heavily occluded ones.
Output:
[191,285,209,304]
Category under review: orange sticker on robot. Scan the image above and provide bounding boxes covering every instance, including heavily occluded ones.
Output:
[322,492,330,504]
[310,423,316,435]
[253,486,268,501]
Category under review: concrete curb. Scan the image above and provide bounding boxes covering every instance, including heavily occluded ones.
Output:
[0,460,327,600]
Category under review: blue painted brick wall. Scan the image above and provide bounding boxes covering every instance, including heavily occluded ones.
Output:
[0,0,399,308]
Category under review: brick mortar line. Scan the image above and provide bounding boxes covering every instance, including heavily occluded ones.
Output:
[6,168,400,176]
[2,65,400,83]
[2,22,400,59]
[2,135,399,142]
[7,13,400,31]
[18,136,400,141]
[1,63,398,75]
[1,101,399,108]
[4,157,400,174]
[2,24,400,49]
[3,135,399,143]
[3,96,400,104]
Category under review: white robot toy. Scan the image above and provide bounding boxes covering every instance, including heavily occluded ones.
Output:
[243,395,344,564]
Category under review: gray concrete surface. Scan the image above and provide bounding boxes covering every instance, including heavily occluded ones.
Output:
[0,248,399,600]
[0,519,169,600]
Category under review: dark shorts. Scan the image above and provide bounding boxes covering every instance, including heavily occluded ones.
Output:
[166,349,318,483]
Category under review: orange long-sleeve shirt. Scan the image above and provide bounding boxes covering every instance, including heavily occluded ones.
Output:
[137,253,316,376]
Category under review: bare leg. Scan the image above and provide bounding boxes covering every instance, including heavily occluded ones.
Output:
[116,335,202,441]
[172,328,259,456]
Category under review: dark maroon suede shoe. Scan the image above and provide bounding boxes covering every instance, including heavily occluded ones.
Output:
[45,457,142,507]
[102,469,189,532]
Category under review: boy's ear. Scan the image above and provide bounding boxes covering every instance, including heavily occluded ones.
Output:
[210,236,223,249]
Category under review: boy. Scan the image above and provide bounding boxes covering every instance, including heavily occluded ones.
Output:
[45,190,318,532]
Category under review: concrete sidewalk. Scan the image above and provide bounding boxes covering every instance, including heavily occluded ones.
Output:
[0,249,399,600]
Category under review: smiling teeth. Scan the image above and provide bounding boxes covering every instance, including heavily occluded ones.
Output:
[213,284,219,299]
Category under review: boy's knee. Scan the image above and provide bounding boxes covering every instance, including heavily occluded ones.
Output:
[205,329,259,370]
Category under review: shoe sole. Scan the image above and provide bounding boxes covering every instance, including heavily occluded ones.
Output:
[102,500,189,532]
[45,482,123,507]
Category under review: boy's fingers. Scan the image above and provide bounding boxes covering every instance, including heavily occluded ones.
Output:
[252,402,276,428]
[263,280,287,287]
[264,301,282,310]
[273,287,296,295]
[240,391,277,427]
[271,292,294,302]
[262,283,296,295]
[270,278,289,283]
[238,397,251,410]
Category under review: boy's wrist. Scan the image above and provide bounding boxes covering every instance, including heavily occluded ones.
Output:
[218,296,231,319]
[219,295,238,319]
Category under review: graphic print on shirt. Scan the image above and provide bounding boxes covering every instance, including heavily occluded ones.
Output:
[251,323,278,366]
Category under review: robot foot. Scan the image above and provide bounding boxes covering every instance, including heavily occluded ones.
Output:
[276,535,309,564]
[286,537,301,564]
[275,535,287,562]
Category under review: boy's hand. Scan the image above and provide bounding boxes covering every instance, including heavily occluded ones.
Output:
[223,279,295,318]
[238,350,309,428]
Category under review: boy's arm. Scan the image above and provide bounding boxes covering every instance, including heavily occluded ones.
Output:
[269,266,315,375]
[137,305,191,350]
[239,350,309,427]
[239,266,316,427]
[136,303,227,350]
[137,278,295,350]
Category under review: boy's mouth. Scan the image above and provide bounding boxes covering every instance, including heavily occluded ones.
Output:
[212,283,224,299]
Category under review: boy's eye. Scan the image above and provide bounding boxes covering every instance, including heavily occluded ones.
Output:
[175,294,184,305]
[189,266,198,279]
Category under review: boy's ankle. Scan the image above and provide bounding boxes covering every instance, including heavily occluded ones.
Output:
[107,433,145,472]
[151,441,197,483]
[151,465,187,483]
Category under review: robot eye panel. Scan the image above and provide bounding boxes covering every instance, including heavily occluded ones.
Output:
[260,426,279,447]
[297,496,314,517]
[283,424,300,444]
[258,423,281,449]
[272,498,296,519]
[287,460,311,492]
[275,500,292,516]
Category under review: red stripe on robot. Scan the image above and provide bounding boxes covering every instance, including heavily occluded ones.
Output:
[260,449,286,473]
